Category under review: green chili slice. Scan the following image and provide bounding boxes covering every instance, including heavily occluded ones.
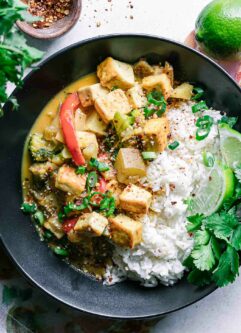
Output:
[168,141,180,150]
[191,87,204,101]
[21,202,37,214]
[192,100,208,113]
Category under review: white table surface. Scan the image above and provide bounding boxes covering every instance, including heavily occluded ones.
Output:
[24,1,241,332]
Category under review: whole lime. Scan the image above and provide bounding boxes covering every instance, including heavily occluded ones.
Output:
[195,0,241,58]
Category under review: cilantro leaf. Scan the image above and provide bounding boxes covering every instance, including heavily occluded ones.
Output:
[186,214,204,232]
[204,212,239,241]
[230,224,241,251]
[191,233,216,271]
[212,245,239,287]
[187,268,212,287]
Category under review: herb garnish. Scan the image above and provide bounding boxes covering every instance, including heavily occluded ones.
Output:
[144,90,167,118]
[168,141,179,150]
[86,171,98,192]
[21,202,37,214]
[195,115,214,141]
[191,87,204,101]
[0,0,44,116]
[75,166,86,175]
[89,157,110,172]
[192,100,208,113]
[218,116,238,128]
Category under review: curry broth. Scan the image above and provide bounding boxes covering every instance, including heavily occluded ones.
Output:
[22,73,98,186]
[21,73,113,279]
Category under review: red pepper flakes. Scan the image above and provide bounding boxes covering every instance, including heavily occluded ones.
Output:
[26,0,73,29]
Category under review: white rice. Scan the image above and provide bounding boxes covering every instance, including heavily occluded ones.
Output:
[105,102,223,287]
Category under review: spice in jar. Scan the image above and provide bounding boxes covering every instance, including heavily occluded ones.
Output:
[25,0,73,29]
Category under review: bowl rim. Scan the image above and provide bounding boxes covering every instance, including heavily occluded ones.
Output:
[1,33,240,319]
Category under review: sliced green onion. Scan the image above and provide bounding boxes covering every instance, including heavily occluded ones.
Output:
[203,151,215,167]
[58,211,64,222]
[75,166,86,175]
[141,151,157,160]
[144,106,155,118]
[168,141,180,150]
[156,100,167,116]
[89,158,110,172]
[44,230,54,240]
[99,196,116,217]
[147,91,164,106]
[21,202,37,214]
[196,127,211,141]
[192,100,208,113]
[33,210,45,225]
[191,87,204,101]
[64,197,89,215]
[51,245,69,257]
[218,116,238,128]
[86,171,98,192]
[196,115,214,128]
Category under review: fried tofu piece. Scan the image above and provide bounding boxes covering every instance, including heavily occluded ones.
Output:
[77,131,99,159]
[142,73,173,100]
[109,214,142,248]
[78,83,108,107]
[133,60,154,78]
[94,89,131,124]
[55,165,86,195]
[97,57,135,90]
[119,184,152,214]
[44,216,64,239]
[74,212,108,237]
[144,118,170,153]
[29,161,57,179]
[126,84,147,108]
[85,110,107,136]
[163,61,174,86]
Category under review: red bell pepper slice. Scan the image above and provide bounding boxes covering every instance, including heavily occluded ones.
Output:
[98,177,107,193]
[62,217,78,233]
[60,93,85,166]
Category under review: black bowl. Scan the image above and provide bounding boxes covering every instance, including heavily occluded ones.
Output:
[0,34,240,319]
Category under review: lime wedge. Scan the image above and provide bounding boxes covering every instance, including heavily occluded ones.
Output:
[219,123,241,168]
[190,163,234,216]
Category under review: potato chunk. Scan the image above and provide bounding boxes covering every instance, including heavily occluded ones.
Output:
[85,110,107,136]
[44,216,64,239]
[78,83,108,107]
[133,60,154,78]
[119,184,152,214]
[74,212,108,237]
[171,83,194,100]
[77,131,99,159]
[142,74,173,100]
[126,84,147,109]
[55,165,86,195]
[74,108,87,131]
[109,214,142,248]
[97,57,135,90]
[144,118,170,153]
[115,148,146,184]
[94,89,131,124]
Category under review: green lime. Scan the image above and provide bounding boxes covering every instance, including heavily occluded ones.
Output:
[195,0,241,58]
[219,123,241,168]
[190,163,234,216]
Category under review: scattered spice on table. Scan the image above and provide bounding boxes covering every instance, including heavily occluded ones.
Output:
[24,0,73,29]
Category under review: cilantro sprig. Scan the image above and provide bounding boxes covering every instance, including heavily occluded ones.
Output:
[0,0,44,116]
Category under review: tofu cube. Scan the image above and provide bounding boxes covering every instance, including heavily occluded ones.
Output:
[133,60,154,78]
[97,57,135,90]
[85,109,107,136]
[74,212,108,237]
[94,89,131,124]
[78,83,108,107]
[144,117,170,153]
[109,214,142,248]
[119,184,152,214]
[44,216,64,239]
[126,84,147,108]
[76,131,99,159]
[142,74,173,100]
[55,165,86,195]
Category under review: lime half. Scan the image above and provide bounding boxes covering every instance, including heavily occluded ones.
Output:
[219,123,241,168]
[190,163,234,216]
